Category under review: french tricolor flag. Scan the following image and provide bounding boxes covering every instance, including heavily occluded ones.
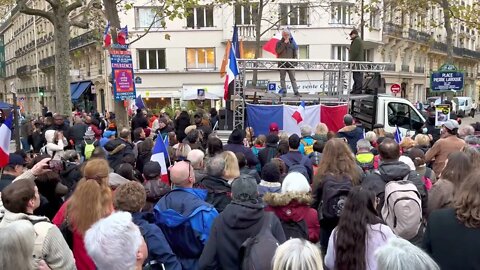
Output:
[263,29,298,56]
[291,101,306,124]
[103,21,111,47]
[151,135,170,184]
[0,113,13,168]
[223,37,239,101]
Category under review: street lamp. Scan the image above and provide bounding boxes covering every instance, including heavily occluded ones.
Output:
[10,81,20,151]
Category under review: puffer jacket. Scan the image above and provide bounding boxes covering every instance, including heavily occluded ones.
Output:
[104,139,127,169]
[263,192,320,243]
[44,129,67,160]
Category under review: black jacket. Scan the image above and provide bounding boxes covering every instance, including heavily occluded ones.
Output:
[423,208,480,270]
[69,123,88,145]
[224,143,259,167]
[104,139,127,170]
[200,175,232,213]
[258,143,278,168]
[361,161,428,214]
[175,116,191,142]
[198,201,286,270]
[131,114,149,131]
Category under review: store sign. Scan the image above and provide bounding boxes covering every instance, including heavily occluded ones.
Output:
[430,64,464,92]
[110,49,136,100]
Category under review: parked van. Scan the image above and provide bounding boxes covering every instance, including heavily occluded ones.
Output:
[453,97,473,117]
[350,94,426,137]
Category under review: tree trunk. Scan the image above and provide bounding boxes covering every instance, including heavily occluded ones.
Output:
[53,12,72,116]
[441,0,454,64]
[252,0,264,86]
[103,0,128,130]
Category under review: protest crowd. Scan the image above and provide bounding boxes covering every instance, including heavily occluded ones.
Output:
[1,107,480,270]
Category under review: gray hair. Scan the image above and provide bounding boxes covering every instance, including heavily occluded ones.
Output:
[375,238,439,270]
[85,211,143,270]
[464,135,480,145]
[206,154,226,177]
[0,220,35,270]
[300,125,312,137]
[365,131,377,143]
[458,125,475,139]
[187,149,205,169]
[357,139,372,151]
[272,238,323,270]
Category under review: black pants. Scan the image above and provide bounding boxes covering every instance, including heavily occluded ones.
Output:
[352,71,363,93]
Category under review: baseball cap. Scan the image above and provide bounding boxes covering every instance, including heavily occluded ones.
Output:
[443,119,459,130]
[8,154,25,166]
[143,161,161,179]
[103,130,116,138]
[269,122,279,132]
[232,174,258,202]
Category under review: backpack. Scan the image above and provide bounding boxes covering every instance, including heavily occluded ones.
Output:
[84,141,95,160]
[422,168,433,191]
[30,219,54,261]
[284,157,310,182]
[381,177,422,240]
[301,139,315,155]
[239,213,280,270]
[280,219,308,240]
[321,175,353,219]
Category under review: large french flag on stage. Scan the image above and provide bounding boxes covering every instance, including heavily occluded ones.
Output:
[0,112,13,168]
[151,136,170,184]
[246,103,348,136]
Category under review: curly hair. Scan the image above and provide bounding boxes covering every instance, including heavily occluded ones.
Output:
[454,170,480,228]
[441,152,473,188]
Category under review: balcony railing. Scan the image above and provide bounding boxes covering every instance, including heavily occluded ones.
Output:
[70,31,99,51]
[432,41,448,52]
[17,65,31,76]
[401,65,410,72]
[238,25,256,39]
[385,63,396,71]
[408,29,430,44]
[383,22,402,36]
[39,55,55,70]
[414,66,425,73]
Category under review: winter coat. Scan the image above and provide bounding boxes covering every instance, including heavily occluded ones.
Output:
[175,116,191,142]
[0,173,16,192]
[199,175,232,213]
[423,208,480,270]
[425,134,466,176]
[89,124,102,140]
[264,192,320,243]
[194,169,208,183]
[349,36,364,61]
[0,210,76,270]
[337,125,364,154]
[31,129,45,153]
[240,167,261,183]
[131,114,149,131]
[275,38,297,59]
[60,162,82,194]
[143,180,171,213]
[427,178,454,217]
[154,188,218,269]
[224,143,259,166]
[299,136,315,155]
[257,180,282,198]
[132,212,182,270]
[280,151,314,182]
[44,129,67,160]
[104,139,127,170]
[361,161,428,215]
[198,201,286,270]
[258,143,279,168]
[69,122,88,145]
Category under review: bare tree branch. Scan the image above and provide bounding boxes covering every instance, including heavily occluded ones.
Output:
[44,0,59,9]
[66,0,83,13]
[128,10,163,45]
[71,20,89,29]
[17,0,54,23]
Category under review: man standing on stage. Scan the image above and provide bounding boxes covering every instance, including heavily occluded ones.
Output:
[276,30,301,97]
[349,29,364,94]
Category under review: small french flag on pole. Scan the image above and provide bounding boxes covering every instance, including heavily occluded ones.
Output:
[0,112,13,168]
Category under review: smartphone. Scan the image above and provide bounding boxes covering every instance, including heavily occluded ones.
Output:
[48,160,64,173]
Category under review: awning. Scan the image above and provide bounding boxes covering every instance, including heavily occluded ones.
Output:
[183,92,220,100]
[71,81,92,100]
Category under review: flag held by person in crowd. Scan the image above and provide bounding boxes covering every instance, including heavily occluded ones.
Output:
[151,136,169,184]
[0,112,13,168]
[117,25,128,45]
[135,95,146,110]
[291,101,306,124]
[262,31,281,56]
[103,21,111,47]
[394,126,402,144]
[224,26,240,101]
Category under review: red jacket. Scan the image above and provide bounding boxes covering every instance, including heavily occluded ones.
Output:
[89,124,102,140]
[263,192,320,243]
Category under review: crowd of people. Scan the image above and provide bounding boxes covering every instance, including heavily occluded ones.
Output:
[1,107,480,270]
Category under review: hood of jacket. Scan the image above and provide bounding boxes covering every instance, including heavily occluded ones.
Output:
[377,161,412,182]
[263,192,312,222]
[108,172,130,189]
[338,125,363,139]
[104,139,126,154]
[154,188,211,228]
[44,129,56,143]
[221,201,264,229]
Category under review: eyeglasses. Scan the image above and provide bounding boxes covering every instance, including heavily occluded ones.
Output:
[173,159,192,182]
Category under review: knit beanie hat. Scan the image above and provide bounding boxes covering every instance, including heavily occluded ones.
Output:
[228,129,245,145]
[84,127,95,139]
[281,172,311,193]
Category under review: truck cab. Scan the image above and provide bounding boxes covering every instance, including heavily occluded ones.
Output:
[350,94,425,137]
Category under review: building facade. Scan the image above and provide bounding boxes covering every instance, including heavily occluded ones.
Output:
[1,0,479,116]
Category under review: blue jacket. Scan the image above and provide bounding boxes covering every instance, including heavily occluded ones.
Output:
[337,125,364,154]
[299,136,315,155]
[154,188,218,270]
[132,212,182,270]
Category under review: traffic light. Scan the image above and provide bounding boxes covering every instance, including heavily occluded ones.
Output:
[39,88,44,96]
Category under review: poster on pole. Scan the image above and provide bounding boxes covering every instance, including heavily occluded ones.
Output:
[435,104,451,127]
[110,49,136,100]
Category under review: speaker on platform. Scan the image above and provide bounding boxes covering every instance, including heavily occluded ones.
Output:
[218,108,233,130]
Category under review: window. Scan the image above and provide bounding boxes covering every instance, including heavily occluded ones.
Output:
[242,43,260,59]
[186,48,215,69]
[298,45,309,59]
[280,4,308,25]
[387,102,424,131]
[138,49,166,70]
[331,3,352,25]
[186,6,214,28]
[135,7,163,28]
[364,49,374,62]
[369,8,380,29]
[235,3,258,25]
[331,45,349,61]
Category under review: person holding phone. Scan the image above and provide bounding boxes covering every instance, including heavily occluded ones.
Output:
[43,130,67,160]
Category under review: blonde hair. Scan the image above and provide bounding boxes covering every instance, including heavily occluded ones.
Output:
[315,123,329,135]
[373,128,385,138]
[69,158,112,235]
[222,151,240,180]
[415,134,431,147]
[454,170,480,228]
[0,220,35,270]
[278,131,289,142]
[272,238,323,270]
[399,137,416,151]
[365,131,377,143]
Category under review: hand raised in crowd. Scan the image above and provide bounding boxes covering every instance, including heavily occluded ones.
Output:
[31,158,51,176]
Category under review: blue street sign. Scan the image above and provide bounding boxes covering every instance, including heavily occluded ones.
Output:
[268,83,276,91]
[430,64,464,92]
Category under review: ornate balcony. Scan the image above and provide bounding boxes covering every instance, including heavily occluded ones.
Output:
[39,55,55,70]
[69,31,99,51]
